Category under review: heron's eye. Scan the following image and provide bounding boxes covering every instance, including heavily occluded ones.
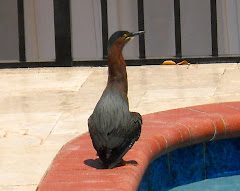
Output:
[124,34,128,38]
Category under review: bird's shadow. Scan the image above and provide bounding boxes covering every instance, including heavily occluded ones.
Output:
[84,158,138,169]
[84,158,104,169]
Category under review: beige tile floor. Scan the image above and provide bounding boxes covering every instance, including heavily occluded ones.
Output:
[1,63,240,191]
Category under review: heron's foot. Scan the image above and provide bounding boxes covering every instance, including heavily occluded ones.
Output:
[120,159,138,166]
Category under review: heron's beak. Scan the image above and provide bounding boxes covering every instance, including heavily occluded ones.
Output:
[131,31,145,37]
[125,31,145,41]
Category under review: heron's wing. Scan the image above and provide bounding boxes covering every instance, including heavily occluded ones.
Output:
[107,112,142,151]
[88,115,108,152]
[102,112,142,168]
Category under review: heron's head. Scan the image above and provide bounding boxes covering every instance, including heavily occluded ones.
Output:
[107,31,145,53]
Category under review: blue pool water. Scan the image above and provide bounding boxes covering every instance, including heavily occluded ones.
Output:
[138,138,240,191]
[169,175,240,191]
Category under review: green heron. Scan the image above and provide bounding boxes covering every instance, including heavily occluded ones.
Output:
[88,31,144,169]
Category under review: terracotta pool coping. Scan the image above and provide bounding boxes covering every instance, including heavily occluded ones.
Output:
[36,102,240,191]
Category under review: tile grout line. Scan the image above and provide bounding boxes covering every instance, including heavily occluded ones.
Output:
[133,90,147,109]
[213,68,227,96]
[77,68,94,91]
[186,107,227,136]
[224,103,240,110]
[44,112,64,144]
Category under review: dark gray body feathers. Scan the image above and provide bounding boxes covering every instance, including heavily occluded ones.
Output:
[88,87,142,169]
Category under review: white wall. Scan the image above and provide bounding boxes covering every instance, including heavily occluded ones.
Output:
[24,0,55,61]
[71,0,102,60]
[217,0,240,55]
[144,0,175,58]
[180,0,212,56]
[0,0,19,61]
[107,0,139,59]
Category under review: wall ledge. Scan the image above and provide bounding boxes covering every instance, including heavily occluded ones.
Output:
[37,102,240,191]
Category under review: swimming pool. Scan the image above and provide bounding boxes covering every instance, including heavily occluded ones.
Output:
[169,175,240,191]
[138,138,240,191]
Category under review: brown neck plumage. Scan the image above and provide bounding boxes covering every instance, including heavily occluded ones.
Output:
[107,41,128,95]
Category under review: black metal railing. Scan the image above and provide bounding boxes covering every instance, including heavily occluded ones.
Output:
[174,0,182,57]
[1,0,240,69]
[53,0,72,66]
[101,0,108,59]
[137,0,146,59]
[17,0,26,62]
[210,0,218,57]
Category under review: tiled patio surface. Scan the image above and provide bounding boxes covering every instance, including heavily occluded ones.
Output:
[1,63,240,190]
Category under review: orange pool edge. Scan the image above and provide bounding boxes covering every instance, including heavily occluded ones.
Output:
[36,102,240,191]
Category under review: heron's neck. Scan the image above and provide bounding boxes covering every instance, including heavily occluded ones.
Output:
[107,46,128,95]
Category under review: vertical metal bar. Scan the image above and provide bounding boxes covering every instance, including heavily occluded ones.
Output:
[174,0,182,57]
[17,0,26,62]
[101,0,108,59]
[137,0,146,59]
[53,0,72,66]
[210,0,218,56]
